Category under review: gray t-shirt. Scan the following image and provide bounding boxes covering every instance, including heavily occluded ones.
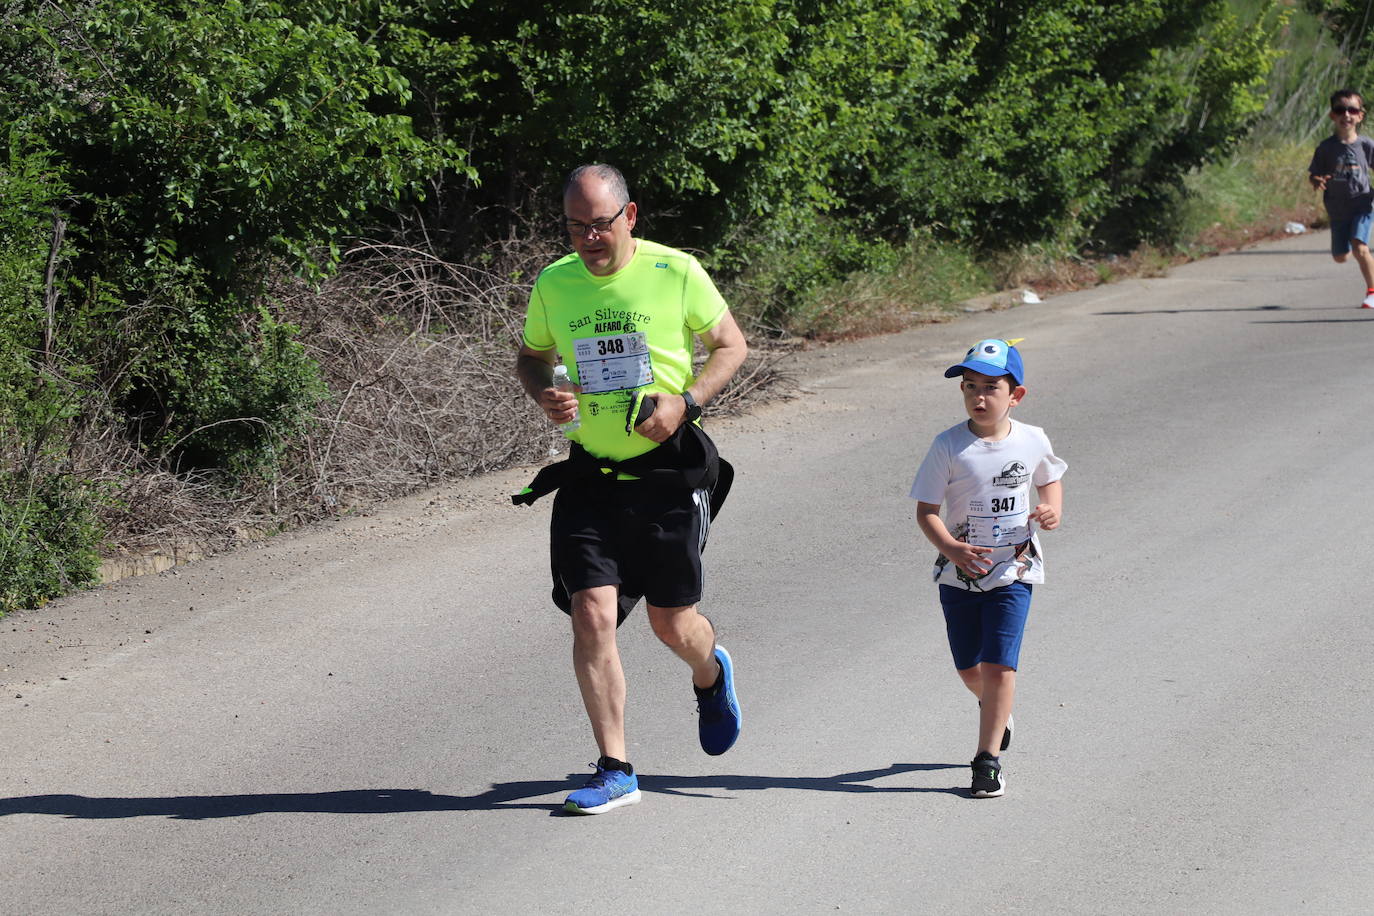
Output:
[1309,135,1374,221]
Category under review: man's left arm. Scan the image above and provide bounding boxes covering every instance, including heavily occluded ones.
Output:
[635,309,748,443]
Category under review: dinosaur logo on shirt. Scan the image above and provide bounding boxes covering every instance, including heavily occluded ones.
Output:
[992,461,1029,488]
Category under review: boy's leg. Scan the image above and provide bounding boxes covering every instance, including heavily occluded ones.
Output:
[956,666,982,697]
[957,664,1014,753]
[1331,213,1353,263]
[1353,241,1374,287]
[974,582,1031,756]
[1332,211,1374,305]
[977,664,1016,757]
[1352,227,1374,306]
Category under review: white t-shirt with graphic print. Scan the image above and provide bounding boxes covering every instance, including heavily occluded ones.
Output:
[910,419,1067,591]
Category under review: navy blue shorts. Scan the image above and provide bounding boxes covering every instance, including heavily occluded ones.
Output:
[1330,208,1374,256]
[938,582,1033,671]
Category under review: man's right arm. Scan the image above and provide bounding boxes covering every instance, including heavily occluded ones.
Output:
[516,344,578,426]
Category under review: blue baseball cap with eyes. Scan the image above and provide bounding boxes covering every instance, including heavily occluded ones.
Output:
[944,338,1025,386]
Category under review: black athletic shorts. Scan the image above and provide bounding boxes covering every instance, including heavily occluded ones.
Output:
[550,476,712,610]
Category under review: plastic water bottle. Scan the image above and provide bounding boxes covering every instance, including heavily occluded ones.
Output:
[551,364,580,431]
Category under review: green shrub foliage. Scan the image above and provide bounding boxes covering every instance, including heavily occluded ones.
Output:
[0,474,102,615]
[0,0,460,481]
[357,1,1279,253]
[0,0,1308,608]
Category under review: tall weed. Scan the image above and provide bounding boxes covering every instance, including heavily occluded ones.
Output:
[782,233,991,339]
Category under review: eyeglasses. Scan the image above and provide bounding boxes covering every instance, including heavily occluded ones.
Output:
[564,204,627,237]
[1333,105,1364,115]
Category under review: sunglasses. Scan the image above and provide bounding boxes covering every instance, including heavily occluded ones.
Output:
[1333,105,1364,115]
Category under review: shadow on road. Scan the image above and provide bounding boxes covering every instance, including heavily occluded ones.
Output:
[0,763,965,820]
[1251,316,1374,324]
[1095,304,1291,315]
[631,763,967,805]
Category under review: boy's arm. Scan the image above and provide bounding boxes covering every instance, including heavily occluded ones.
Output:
[915,501,993,577]
[1310,145,1332,190]
[1030,480,1063,530]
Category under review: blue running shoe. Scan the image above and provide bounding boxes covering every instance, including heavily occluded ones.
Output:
[696,646,741,756]
[563,764,641,815]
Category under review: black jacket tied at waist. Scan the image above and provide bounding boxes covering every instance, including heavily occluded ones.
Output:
[512,421,733,519]
[512,421,734,624]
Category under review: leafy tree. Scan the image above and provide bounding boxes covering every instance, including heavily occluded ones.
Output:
[0,0,463,473]
[0,130,102,612]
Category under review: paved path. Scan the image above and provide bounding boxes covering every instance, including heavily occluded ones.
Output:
[2,232,1371,914]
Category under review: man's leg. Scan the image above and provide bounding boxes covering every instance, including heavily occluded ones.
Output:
[562,584,642,815]
[649,602,741,756]
[570,585,627,761]
[646,602,719,688]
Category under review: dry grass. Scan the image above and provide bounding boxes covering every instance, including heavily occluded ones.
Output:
[86,238,795,563]
[87,180,1311,565]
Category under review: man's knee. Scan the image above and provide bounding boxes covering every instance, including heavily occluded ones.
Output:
[571,587,619,638]
[1334,252,1350,263]
[647,604,699,649]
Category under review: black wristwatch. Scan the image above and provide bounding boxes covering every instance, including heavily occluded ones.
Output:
[681,391,702,423]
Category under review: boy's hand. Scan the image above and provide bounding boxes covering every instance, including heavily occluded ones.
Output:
[945,542,994,577]
[1311,173,1331,191]
[1031,502,1060,530]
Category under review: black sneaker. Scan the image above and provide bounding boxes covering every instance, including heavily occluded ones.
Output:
[970,751,1005,798]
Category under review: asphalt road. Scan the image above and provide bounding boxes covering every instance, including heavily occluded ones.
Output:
[2,232,1372,915]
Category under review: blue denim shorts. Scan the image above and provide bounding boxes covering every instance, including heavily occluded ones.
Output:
[1330,208,1374,256]
[939,582,1032,671]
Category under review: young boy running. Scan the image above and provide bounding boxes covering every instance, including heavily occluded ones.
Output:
[909,339,1066,798]
[1308,88,1374,308]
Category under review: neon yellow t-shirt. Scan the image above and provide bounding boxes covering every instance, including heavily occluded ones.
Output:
[522,239,727,462]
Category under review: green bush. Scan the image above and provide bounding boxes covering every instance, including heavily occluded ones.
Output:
[0,475,103,615]
[0,0,461,478]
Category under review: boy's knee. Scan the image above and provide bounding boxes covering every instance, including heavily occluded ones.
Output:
[1334,253,1350,263]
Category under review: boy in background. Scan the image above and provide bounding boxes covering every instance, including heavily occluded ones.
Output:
[1308,88,1374,308]
[910,339,1066,798]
